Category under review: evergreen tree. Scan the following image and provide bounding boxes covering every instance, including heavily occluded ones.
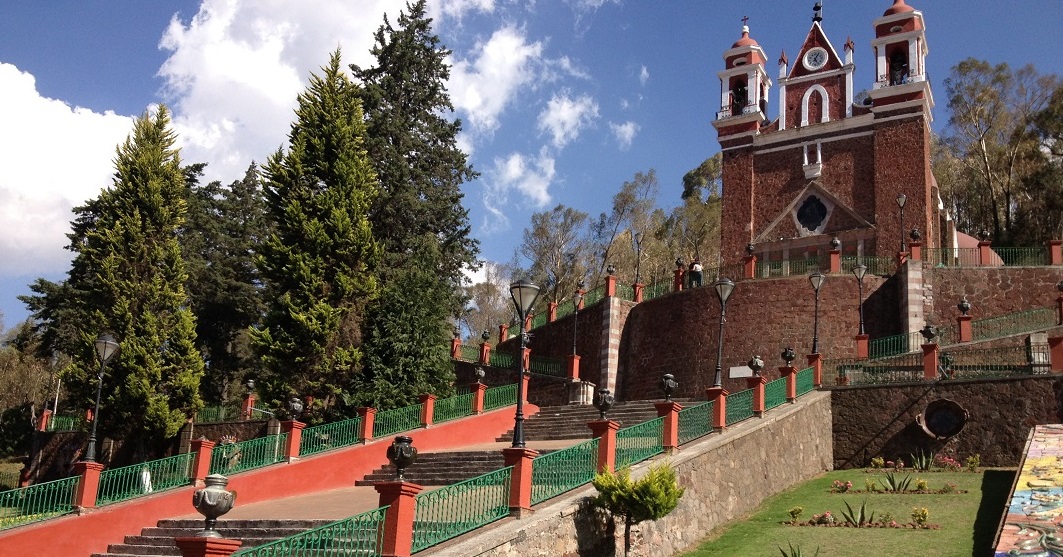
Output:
[252,51,380,419]
[182,163,267,403]
[26,107,205,443]
[352,0,478,406]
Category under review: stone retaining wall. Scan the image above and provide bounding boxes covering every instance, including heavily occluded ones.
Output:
[429,391,833,557]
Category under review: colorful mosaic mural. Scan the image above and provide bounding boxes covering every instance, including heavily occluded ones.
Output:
[996,424,1063,556]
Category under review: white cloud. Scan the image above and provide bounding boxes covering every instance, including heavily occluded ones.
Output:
[436,0,495,20]
[449,25,543,134]
[481,147,555,231]
[537,91,599,148]
[638,64,649,85]
[543,55,590,82]
[0,63,135,275]
[609,120,639,149]
[158,0,407,183]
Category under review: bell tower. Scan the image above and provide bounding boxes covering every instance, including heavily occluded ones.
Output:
[712,19,772,139]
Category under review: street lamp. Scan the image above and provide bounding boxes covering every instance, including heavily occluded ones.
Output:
[712,277,735,388]
[896,193,907,252]
[809,271,825,354]
[85,333,120,463]
[634,232,644,285]
[572,279,585,356]
[853,264,867,336]
[509,279,540,448]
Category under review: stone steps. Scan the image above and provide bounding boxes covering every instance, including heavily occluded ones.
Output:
[89,519,335,557]
[495,400,695,442]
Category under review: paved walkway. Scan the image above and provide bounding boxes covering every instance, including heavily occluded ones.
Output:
[173,439,583,522]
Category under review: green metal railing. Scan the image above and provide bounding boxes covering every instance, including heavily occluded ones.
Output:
[373,404,423,439]
[97,453,193,506]
[530,312,548,329]
[839,255,896,276]
[996,246,1048,266]
[615,418,664,469]
[924,247,980,267]
[616,283,635,302]
[677,401,713,445]
[411,467,512,553]
[972,307,1055,341]
[583,285,606,307]
[796,367,815,396]
[300,416,362,456]
[209,434,287,475]
[0,476,79,530]
[832,353,923,386]
[753,257,826,278]
[642,281,670,302]
[195,405,243,424]
[45,415,84,432]
[942,344,1052,380]
[0,471,19,491]
[531,438,599,505]
[765,377,788,410]
[434,393,474,424]
[483,384,517,411]
[457,344,480,363]
[868,325,956,359]
[555,299,576,320]
[232,505,387,556]
[529,355,565,377]
[725,388,754,425]
[488,351,516,369]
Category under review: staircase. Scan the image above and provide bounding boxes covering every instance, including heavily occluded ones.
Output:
[495,400,691,442]
[89,519,335,557]
[356,450,511,486]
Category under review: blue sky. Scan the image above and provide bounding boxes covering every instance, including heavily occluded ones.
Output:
[1,0,1061,331]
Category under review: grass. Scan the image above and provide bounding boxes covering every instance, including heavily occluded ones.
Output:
[681,468,1015,557]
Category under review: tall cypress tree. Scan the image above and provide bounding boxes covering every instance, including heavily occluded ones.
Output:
[29,107,205,443]
[252,51,380,418]
[352,0,475,404]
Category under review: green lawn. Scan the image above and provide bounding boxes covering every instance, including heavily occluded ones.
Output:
[681,468,1015,557]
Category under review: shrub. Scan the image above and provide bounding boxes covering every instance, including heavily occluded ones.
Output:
[787,506,804,523]
[911,507,930,526]
[830,480,853,493]
[914,478,929,492]
[593,462,685,555]
[940,482,957,493]
[864,477,878,493]
[870,456,885,469]
[966,454,980,472]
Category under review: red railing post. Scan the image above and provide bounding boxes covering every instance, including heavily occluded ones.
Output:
[498,324,509,344]
[958,315,973,342]
[922,343,939,380]
[175,537,243,557]
[978,240,993,266]
[779,366,798,400]
[241,392,256,420]
[909,241,922,262]
[605,274,617,297]
[1049,337,1063,373]
[746,376,767,416]
[576,289,586,310]
[190,439,216,484]
[548,302,558,323]
[566,354,581,381]
[450,336,461,360]
[829,249,841,273]
[37,408,52,432]
[471,383,488,414]
[281,420,305,461]
[357,407,376,442]
[706,387,728,431]
[807,353,822,388]
[655,401,682,453]
[376,481,424,557]
[673,268,685,292]
[855,334,869,359]
[1047,240,1062,266]
[588,420,620,473]
[418,394,436,427]
[633,283,644,303]
[743,254,756,279]
[73,461,104,509]
[502,447,538,517]
[479,341,491,365]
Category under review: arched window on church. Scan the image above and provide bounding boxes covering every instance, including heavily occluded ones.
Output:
[889,48,909,86]
[731,79,748,115]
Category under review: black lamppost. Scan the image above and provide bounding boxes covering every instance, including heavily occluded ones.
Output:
[509,279,540,448]
[572,279,584,356]
[897,193,907,252]
[809,271,825,354]
[853,264,867,336]
[85,333,120,463]
[712,277,736,388]
[634,232,644,285]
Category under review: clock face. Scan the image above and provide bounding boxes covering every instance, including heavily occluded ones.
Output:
[803,47,828,71]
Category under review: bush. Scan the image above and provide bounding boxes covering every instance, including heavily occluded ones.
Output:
[593,462,685,555]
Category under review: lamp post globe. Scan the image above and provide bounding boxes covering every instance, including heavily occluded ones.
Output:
[712,278,735,388]
[509,279,540,448]
[85,333,120,463]
[809,272,825,355]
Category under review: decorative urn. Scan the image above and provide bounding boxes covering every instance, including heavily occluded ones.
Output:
[387,436,418,481]
[593,388,615,419]
[781,347,796,366]
[191,474,237,537]
[659,374,678,402]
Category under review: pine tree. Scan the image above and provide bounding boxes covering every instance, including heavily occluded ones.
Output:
[27,107,205,443]
[252,51,380,419]
[352,0,477,405]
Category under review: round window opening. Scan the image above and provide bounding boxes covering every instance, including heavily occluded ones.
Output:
[916,398,969,439]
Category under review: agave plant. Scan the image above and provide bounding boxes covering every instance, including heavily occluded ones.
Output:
[779,542,821,556]
[880,472,912,493]
[841,499,876,527]
[910,449,935,471]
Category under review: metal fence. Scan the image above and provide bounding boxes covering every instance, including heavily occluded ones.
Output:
[943,344,1052,380]
[528,355,565,377]
[373,405,423,439]
[642,281,671,302]
[531,438,599,505]
[488,351,516,369]
[411,467,512,553]
[45,415,84,432]
[677,401,713,445]
[924,247,981,267]
[457,344,480,363]
[209,434,287,476]
[796,367,815,396]
[195,404,244,424]
[483,384,517,411]
[833,353,924,386]
[434,393,474,424]
[765,376,788,410]
[232,505,387,557]
[0,475,79,531]
[839,255,896,276]
[725,388,754,426]
[972,307,1056,342]
[97,453,193,506]
[300,416,362,457]
[615,418,664,469]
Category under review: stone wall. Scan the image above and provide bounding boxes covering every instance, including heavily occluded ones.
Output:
[925,266,1063,326]
[431,391,833,557]
[831,375,1063,469]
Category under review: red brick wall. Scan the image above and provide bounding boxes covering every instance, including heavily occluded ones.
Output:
[872,113,935,254]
